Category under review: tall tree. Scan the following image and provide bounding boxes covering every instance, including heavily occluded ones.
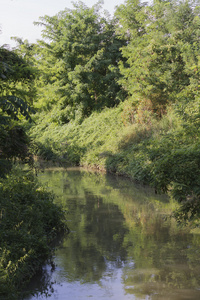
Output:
[33,1,127,122]
[115,0,200,114]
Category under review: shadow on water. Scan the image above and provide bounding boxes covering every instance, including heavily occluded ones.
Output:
[23,168,200,300]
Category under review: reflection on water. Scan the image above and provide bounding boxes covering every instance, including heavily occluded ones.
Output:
[24,168,200,299]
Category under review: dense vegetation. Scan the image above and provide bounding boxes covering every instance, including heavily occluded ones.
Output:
[22,0,200,226]
[1,0,200,295]
[0,39,66,299]
[0,169,65,299]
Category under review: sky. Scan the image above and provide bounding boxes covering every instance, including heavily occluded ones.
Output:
[0,0,125,48]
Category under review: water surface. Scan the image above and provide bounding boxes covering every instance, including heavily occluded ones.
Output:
[25,168,200,299]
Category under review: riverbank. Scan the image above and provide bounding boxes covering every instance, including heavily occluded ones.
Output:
[0,167,67,299]
[29,98,200,227]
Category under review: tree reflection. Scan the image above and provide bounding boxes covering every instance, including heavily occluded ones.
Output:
[121,200,200,299]
[33,168,200,299]
[55,190,128,283]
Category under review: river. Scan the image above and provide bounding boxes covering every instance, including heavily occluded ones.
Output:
[24,168,200,299]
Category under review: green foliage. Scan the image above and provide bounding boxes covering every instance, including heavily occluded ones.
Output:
[118,99,200,225]
[30,105,124,167]
[0,46,33,83]
[30,94,200,226]
[116,0,200,113]
[0,96,32,123]
[0,168,66,299]
[0,96,33,177]
[17,0,200,228]
[0,42,67,299]
[0,45,36,106]
[0,45,34,125]
[0,45,35,177]
[0,125,33,177]
[32,1,126,119]
[148,99,200,225]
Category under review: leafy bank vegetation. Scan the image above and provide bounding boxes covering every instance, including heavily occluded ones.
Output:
[0,169,65,299]
[26,0,200,226]
[1,0,200,296]
[0,35,66,299]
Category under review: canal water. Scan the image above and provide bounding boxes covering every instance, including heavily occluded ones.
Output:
[24,168,200,299]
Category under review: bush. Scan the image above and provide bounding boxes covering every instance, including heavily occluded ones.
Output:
[0,167,66,299]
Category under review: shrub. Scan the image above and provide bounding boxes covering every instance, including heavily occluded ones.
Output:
[0,167,66,299]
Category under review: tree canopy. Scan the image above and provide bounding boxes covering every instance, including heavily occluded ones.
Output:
[32,1,127,122]
[0,46,34,176]
[116,0,200,114]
